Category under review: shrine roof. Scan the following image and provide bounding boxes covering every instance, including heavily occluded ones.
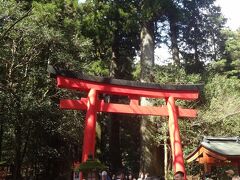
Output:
[186,136,240,161]
[48,65,203,91]
[201,136,240,156]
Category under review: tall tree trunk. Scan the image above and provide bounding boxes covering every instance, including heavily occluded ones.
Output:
[169,17,180,67]
[193,42,204,73]
[0,123,3,161]
[140,21,163,176]
[109,25,123,172]
[0,103,4,161]
[13,123,22,180]
[140,21,155,82]
[107,0,139,173]
[194,43,199,63]
[109,114,122,172]
[12,99,32,179]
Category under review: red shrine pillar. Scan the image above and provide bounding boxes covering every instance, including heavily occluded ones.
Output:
[81,88,98,162]
[237,161,240,176]
[167,96,186,179]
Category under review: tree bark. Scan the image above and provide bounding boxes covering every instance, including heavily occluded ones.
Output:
[0,123,3,161]
[13,123,22,180]
[169,17,180,66]
[109,20,123,172]
[140,20,163,176]
[109,114,122,172]
[140,21,155,82]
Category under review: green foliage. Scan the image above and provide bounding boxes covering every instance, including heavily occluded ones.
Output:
[153,65,202,84]
[0,0,239,178]
[75,157,107,172]
[141,0,162,20]
[184,74,240,176]
[0,0,93,179]
[199,75,240,135]
[86,60,109,76]
[166,0,226,73]
[211,29,240,78]
[152,64,240,177]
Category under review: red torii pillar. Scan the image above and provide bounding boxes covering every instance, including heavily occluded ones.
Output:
[49,66,201,180]
[167,96,186,177]
[81,93,187,177]
[81,89,98,162]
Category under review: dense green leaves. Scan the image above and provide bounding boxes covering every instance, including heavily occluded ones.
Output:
[199,75,240,135]
[0,0,91,179]
[212,29,240,77]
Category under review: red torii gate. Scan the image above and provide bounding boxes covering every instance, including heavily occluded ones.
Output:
[48,65,202,178]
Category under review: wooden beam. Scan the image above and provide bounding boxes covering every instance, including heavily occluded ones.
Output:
[186,147,204,163]
[57,76,199,100]
[198,156,217,164]
[60,99,197,118]
[203,153,212,173]
[203,148,227,161]
[200,160,239,167]
[187,146,227,164]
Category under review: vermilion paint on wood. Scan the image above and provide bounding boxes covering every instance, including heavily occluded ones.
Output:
[56,76,199,100]
[167,96,186,179]
[81,89,98,162]
[53,74,199,180]
[60,99,197,118]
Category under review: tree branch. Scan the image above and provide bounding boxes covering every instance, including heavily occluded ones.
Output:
[0,8,32,40]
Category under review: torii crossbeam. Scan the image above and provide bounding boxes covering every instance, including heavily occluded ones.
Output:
[48,65,202,179]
